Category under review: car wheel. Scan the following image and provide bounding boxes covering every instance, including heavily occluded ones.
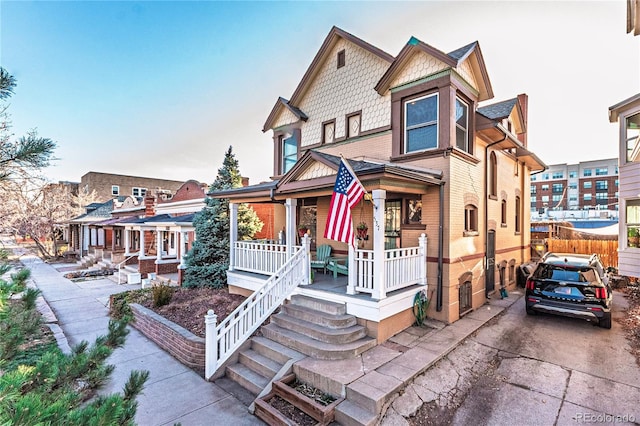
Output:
[599,313,612,329]
[526,305,536,316]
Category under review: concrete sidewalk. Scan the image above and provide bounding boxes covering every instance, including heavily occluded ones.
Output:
[12,247,261,426]
[8,236,522,425]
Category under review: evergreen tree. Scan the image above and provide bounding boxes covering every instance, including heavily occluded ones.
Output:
[183,146,263,288]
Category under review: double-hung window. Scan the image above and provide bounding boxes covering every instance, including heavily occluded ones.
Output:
[405,93,438,153]
[282,134,297,174]
[455,98,469,152]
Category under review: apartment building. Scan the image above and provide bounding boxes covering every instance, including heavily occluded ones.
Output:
[79,171,185,202]
[530,158,618,218]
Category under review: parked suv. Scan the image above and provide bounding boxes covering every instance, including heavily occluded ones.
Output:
[525,253,612,329]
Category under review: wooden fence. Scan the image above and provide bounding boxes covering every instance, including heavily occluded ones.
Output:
[546,239,619,268]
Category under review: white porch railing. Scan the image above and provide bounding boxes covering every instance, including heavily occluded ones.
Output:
[205,237,310,380]
[232,241,293,275]
[354,234,427,295]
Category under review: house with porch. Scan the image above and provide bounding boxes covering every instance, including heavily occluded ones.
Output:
[210,26,545,341]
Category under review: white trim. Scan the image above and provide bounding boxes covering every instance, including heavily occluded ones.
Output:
[404,92,439,153]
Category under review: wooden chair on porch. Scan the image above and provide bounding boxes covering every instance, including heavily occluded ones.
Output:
[310,244,332,274]
[326,255,349,278]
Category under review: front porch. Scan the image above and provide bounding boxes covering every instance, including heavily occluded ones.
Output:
[226,236,427,343]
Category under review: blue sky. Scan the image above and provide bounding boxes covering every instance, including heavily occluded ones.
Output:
[1,1,638,186]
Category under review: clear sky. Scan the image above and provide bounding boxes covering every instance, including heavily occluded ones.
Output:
[1,1,638,186]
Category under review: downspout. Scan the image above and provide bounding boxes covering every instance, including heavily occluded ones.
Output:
[437,182,445,311]
[484,134,508,297]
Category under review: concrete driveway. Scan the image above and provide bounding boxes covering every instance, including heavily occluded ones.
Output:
[383,292,640,425]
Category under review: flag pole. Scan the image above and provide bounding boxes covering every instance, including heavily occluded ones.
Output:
[339,153,374,206]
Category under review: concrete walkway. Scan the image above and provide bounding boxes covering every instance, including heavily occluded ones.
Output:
[6,242,261,425]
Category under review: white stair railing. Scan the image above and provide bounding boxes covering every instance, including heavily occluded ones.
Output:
[116,254,139,285]
[205,236,310,379]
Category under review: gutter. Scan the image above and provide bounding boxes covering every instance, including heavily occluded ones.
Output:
[437,182,445,311]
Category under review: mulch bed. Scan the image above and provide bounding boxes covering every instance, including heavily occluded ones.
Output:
[268,395,317,426]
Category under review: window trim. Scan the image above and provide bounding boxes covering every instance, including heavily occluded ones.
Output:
[321,119,336,144]
[346,111,362,139]
[337,49,345,69]
[132,187,147,197]
[111,185,119,196]
[404,92,439,154]
[464,204,479,236]
[489,152,497,199]
[500,200,507,227]
[455,96,469,153]
[281,133,298,174]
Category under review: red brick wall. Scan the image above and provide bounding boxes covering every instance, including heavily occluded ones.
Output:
[157,261,179,275]
[129,304,205,374]
[139,258,156,276]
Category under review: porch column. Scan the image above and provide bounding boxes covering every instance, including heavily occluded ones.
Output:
[347,241,356,295]
[285,198,297,257]
[156,229,163,261]
[302,234,311,285]
[229,203,238,271]
[124,229,131,255]
[139,228,145,257]
[419,233,428,287]
[372,189,387,300]
[179,231,188,267]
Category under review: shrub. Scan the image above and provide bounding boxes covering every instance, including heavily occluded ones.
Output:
[152,284,174,308]
[109,288,151,319]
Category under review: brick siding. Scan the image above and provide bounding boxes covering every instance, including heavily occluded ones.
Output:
[129,303,205,374]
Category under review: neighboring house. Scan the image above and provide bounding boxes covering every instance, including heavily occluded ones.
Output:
[608,1,640,280]
[211,26,545,338]
[530,158,619,220]
[79,171,184,202]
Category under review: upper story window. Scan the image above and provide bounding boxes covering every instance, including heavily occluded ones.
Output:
[464,204,478,234]
[347,113,361,138]
[337,49,346,69]
[552,172,563,179]
[583,169,592,177]
[489,152,497,198]
[531,175,537,181]
[530,185,536,194]
[542,173,549,180]
[552,183,563,193]
[569,183,578,189]
[626,112,640,163]
[111,185,119,196]
[282,134,298,174]
[569,171,578,178]
[515,196,521,233]
[595,167,608,176]
[501,200,507,226]
[405,93,438,153]
[132,187,147,197]
[584,181,592,189]
[541,184,549,191]
[322,120,335,144]
[595,180,608,191]
[455,97,469,152]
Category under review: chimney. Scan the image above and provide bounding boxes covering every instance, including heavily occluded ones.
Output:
[144,194,156,217]
[517,93,528,147]
[242,177,249,187]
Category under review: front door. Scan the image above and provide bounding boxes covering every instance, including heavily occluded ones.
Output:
[486,230,495,295]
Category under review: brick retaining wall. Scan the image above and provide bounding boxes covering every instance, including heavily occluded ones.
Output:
[129,303,205,374]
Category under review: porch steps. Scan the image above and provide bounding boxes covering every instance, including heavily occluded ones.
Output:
[260,295,376,360]
[217,337,305,404]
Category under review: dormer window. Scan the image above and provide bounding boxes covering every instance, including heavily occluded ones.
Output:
[337,50,345,68]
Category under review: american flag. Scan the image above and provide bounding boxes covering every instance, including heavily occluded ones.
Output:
[324,158,366,245]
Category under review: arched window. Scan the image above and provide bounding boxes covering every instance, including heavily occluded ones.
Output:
[501,199,507,226]
[515,196,521,233]
[489,152,497,197]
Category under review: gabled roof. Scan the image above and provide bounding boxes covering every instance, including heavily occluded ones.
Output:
[375,37,493,101]
[69,200,114,223]
[262,26,394,132]
[262,97,309,132]
[609,92,640,122]
[478,98,518,120]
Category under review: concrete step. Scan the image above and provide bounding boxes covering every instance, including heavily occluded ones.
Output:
[334,400,377,426]
[251,336,305,365]
[282,303,356,329]
[106,273,128,284]
[238,349,282,379]
[261,323,376,360]
[272,312,366,344]
[344,372,404,415]
[225,363,269,396]
[290,294,346,315]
